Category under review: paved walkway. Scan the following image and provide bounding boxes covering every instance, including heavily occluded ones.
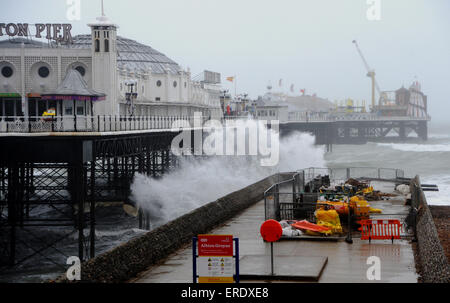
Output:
[133,184,417,283]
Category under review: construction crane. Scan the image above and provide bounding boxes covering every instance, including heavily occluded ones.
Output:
[352,40,385,109]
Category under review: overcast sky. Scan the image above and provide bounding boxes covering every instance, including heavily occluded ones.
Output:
[2,0,450,122]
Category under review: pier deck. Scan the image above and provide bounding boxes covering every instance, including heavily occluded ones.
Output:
[133,181,417,283]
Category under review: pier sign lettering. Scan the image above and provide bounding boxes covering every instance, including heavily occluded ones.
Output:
[197,234,234,283]
[0,23,73,43]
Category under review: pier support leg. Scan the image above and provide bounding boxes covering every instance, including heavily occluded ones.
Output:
[146,144,151,176]
[71,161,86,261]
[77,165,85,261]
[417,121,428,141]
[399,122,406,140]
[7,163,19,266]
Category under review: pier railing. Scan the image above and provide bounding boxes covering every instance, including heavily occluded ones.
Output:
[326,114,430,122]
[0,113,430,133]
[0,115,210,133]
[287,112,430,122]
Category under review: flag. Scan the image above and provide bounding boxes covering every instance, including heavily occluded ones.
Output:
[226,76,234,82]
[279,79,283,87]
[300,89,305,95]
[290,84,294,93]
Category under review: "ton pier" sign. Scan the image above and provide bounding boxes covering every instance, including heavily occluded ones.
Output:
[0,23,73,43]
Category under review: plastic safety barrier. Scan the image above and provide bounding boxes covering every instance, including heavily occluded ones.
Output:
[291,220,331,233]
[358,219,402,243]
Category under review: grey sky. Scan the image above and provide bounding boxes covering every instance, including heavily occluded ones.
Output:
[2,0,449,122]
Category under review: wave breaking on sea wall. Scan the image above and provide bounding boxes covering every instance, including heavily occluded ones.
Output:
[131,120,325,226]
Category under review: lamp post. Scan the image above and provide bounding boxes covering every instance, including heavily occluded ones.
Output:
[125,79,138,116]
[221,89,229,116]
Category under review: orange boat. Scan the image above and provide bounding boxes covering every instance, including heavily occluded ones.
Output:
[291,220,331,233]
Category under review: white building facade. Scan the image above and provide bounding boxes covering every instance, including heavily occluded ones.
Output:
[0,15,223,119]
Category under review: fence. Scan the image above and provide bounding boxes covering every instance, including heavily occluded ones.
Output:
[302,167,404,186]
[264,170,324,222]
[287,112,430,123]
[0,113,430,133]
[264,172,304,221]
[0,115,211,133]
[264,167,406,224]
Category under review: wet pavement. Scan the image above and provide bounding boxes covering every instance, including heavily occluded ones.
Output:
[133,181,418,283]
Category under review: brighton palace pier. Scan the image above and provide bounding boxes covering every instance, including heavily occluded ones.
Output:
[0,15,223,126]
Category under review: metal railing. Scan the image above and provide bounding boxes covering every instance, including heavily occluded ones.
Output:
[0,115,211,133]
[302,167,404,185]
[264,167,405,221]
[288,112,330,122]
[264,167,411,243]
[264,172,304,221]
[330,114,430,122]
[0,112,430,134]
[287,112,430,123]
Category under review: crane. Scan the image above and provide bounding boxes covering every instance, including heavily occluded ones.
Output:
[352,40,385,109]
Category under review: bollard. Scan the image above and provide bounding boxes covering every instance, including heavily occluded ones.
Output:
[345,198,353,244]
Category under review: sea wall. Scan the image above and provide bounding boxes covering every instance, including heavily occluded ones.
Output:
[57,173,289,283]
[411,176,450,283]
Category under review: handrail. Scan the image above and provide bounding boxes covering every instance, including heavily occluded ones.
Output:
[0,113,429,133]
[264,167,405,196]
[264,172,301,196]
[263,166,407,230]
[0,115,214,133]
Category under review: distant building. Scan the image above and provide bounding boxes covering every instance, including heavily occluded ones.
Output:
[255,90,334,122]
[223,94,254,117]
[375,81,428,118]
[255,98,288,122]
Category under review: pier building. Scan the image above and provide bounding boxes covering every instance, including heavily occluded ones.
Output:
[0,13,223,121]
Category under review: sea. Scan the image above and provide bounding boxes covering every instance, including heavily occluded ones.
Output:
[325,121,450,206]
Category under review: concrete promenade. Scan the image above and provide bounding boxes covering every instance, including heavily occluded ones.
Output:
[133,184,417,283]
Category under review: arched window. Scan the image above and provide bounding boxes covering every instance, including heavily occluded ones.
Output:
[104,39,109,52]
[95,39,100,52]
[75,66,86,76]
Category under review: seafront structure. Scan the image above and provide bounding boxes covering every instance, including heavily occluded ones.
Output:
[0,13,223,121]
[0,5,433,279]
[251,82,430,144]
[0,7,224,270]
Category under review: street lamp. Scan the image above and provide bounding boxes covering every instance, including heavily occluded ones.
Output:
[221,89,229,115]
[125,79,138,116]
